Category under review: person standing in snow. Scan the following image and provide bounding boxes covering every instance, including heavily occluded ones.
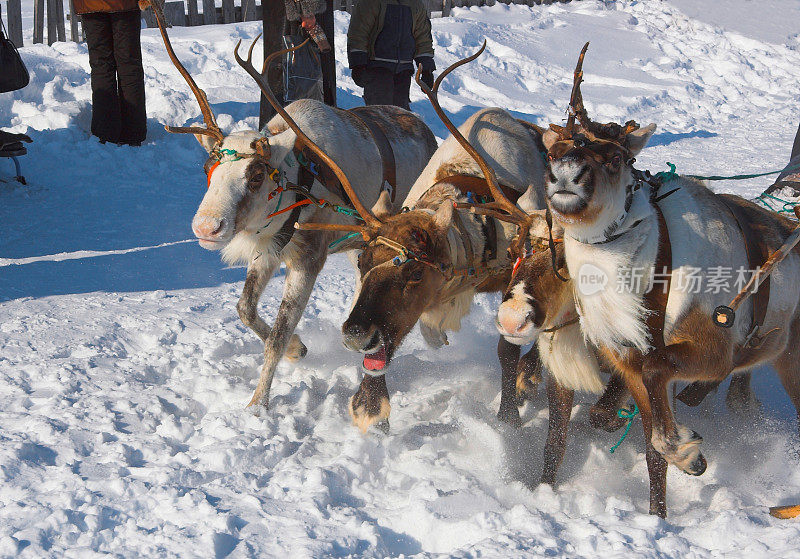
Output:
[74,0,147,146]
[259,0,336,129]
[347,0,435,110]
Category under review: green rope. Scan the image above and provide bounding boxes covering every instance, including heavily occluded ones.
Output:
[328,231,362,249]
[653,162,679,184]
[653,161,785,183]
[754,192,798,215]
[687,169,782,181]
[608,403,639,454]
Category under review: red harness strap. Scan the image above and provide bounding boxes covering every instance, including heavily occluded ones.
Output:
[206,160,221,189]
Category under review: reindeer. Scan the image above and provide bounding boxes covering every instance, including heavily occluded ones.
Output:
[299,44,548,432]
[145,1,437,409]
[536,43,800,517]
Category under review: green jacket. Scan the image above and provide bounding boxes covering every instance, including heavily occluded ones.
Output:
[347,0,435,73]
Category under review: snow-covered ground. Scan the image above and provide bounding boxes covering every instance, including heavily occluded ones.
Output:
[2,1,800,556]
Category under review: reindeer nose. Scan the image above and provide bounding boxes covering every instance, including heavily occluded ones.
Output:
[496,305,531,336]
[342,320,375,352]
[192,215,226,239]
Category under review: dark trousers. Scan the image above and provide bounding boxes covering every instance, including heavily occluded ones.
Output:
[362,68,412,110]
[82,10,146,144]
[792,121,800,161]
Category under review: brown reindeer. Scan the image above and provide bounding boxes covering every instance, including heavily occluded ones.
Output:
[536,43,800,517]
[300,44,548,431]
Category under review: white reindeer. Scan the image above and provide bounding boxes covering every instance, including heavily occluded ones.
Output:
[540,43,800,517]
[149,4,437,409]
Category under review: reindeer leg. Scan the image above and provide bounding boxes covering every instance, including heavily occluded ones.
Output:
[726,372,760,414]
[589,372,630,432]
[516,347,543,402]
[247,250,326,409]
[540,375,574,486]
[774,322,800,440]
[642,342,714,476]
[350,373,391,434]
[624,372,668,517]
[237,258,307,361]
[497,337,522,427]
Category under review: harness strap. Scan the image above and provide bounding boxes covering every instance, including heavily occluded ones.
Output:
[643,204,672,350]
[434,174,524,205]
[350,107,398,202]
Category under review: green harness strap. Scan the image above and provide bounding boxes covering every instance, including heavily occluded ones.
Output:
[608,404,640,454]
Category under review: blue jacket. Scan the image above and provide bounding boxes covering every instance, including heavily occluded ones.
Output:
[347,0,435,74]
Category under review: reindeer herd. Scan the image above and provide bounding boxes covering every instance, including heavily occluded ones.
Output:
[147,0,800,518]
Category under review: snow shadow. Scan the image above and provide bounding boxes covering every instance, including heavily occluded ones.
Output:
[648,129,718,147]
[0,124,244,300]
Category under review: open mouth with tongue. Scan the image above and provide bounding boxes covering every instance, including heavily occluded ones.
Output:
[362,329,391,372]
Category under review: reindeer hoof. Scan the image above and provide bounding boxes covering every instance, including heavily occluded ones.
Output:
[349,384,391,434]
[284,334,307,362]
[653,426,707,475]
[589,404,626,432]
[497,406,522,428]
[686,452,707,476]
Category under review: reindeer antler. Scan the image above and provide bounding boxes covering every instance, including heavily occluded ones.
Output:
[416,42,530,227]
[141,0,224,143]
[550,42,641,146]
[416,42,533,256]
[234,36,382,228]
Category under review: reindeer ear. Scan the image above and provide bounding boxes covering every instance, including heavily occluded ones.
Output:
[625,123,657,156]
[542,128,560,152]
[195,134,218,154]
[433,202,455,231]
[370,190,396,221]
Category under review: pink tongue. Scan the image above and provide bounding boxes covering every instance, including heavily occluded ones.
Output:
[363,345,387,371]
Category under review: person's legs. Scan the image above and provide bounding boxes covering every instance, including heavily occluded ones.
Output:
[319,6,336,107]
[82,13,121,143]
[362,68,395,106]
[391,70,412,111]
[110,10,146,145]
[791,120,800,161]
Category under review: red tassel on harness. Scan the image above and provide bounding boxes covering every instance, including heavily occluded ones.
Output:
[207,160,221,189]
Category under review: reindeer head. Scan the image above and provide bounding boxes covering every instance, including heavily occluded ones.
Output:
[146,0,365,258]
[542,43,656,239]
[494,215,573,345]
[341,197,456,370]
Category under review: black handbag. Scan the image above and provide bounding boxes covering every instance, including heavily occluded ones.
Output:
[0,20,30,93]
[282,34,323,105]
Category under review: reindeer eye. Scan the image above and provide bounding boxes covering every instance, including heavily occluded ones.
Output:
[547,170,557,183]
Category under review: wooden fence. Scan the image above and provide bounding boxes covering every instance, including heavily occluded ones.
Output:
[2,0,572,48]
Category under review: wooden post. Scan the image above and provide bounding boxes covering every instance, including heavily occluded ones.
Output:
[186,0,199,25]
[243,0,257,21]
[222,0,235,23]
[442,0,451,16]
[202,0,216,23]
[164,1,186,25]
[68,0,80,42]
[46,0,58,45]
[33,0,44,44]
[7,0,24,47]
[259,0,286,129]
[55,0,67,42]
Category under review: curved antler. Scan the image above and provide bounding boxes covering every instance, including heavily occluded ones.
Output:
[416,42,530,227]
[234,36,381,228]
[140,0,224,143]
